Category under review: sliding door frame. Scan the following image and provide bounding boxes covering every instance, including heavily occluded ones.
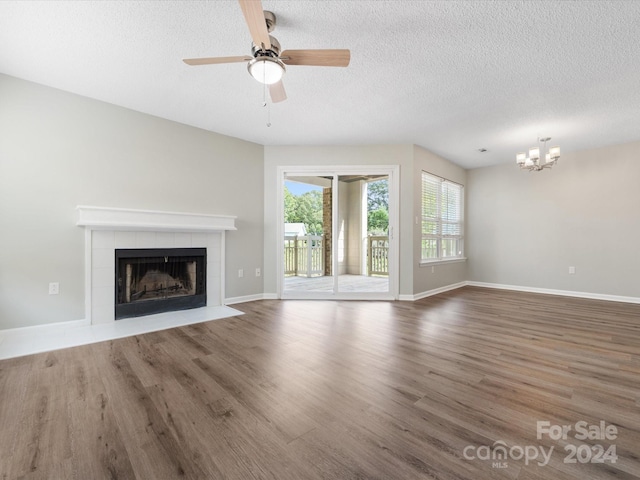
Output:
[276,165,399,300]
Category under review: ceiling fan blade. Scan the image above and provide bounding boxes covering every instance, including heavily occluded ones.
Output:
[280,49,351,67]
[238,0,271,50]
[269,81,287,103]
[183,55,252,66]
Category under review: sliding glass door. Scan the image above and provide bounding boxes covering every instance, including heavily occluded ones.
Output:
[279,166,398,299]
[283,174,334,293]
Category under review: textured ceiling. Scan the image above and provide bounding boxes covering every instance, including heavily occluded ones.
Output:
[1,1,640,169]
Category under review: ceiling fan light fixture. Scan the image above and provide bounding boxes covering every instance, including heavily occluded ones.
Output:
[247,56,285,85]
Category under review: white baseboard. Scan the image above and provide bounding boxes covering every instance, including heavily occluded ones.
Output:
[399,280,640,305]
[467,281,640,304]
[0,317,89,335]
[225,293,274,305]
[399,281,467,301]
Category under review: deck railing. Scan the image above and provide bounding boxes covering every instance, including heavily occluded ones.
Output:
[284,235,324,277]
[367,235,389,276]
[285,235,389,277]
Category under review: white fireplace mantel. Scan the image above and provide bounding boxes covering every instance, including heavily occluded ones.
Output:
[76,206,234,324]
[76,205,236,232]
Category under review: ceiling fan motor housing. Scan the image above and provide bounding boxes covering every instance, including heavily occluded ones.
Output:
[252,35,281,58]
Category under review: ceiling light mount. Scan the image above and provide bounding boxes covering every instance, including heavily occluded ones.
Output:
[263,10,276,33]
[516,137,560,172]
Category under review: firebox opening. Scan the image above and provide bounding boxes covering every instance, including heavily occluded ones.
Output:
[115,248,206,320]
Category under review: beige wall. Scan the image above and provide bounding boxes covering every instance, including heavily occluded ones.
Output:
[0,74,264,328]
[466,140,640,298]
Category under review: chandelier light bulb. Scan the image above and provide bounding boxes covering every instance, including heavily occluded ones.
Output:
[529,147,540,161]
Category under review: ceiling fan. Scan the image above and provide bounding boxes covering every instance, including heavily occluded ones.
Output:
[183,0,351,103]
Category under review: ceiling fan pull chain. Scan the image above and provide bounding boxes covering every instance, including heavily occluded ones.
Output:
[262,75,267,107]
[267,101,271,127]
[261,69,271,127]
[264,93,271,127]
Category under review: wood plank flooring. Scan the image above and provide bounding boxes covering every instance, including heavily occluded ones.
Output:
[1,286,639,479]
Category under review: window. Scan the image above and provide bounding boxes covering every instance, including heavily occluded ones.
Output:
[421,172,464,262]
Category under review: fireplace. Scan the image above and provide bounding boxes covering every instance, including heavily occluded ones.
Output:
[115,248,206,320]
[78,206,236,324]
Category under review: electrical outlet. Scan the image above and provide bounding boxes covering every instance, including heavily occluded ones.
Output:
[255,268,261,277]
[238,269,244,278]
[568,266,576,275]
[49,282,59,295]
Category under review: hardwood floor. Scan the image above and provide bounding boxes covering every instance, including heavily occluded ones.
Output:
[1,286,639,479]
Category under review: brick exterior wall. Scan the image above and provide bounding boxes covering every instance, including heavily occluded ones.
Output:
[323,187,332,276]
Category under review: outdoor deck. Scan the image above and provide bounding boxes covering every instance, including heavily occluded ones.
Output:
[284,274,389,293]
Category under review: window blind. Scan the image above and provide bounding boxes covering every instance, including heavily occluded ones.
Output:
[421,172,464,261]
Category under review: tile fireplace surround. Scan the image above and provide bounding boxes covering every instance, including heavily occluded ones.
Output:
[77,206,237,324]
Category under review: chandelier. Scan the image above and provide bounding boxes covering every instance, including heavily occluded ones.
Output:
[516,137,560,171]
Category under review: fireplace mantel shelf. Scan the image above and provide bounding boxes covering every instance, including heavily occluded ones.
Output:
[76,206,236,232]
